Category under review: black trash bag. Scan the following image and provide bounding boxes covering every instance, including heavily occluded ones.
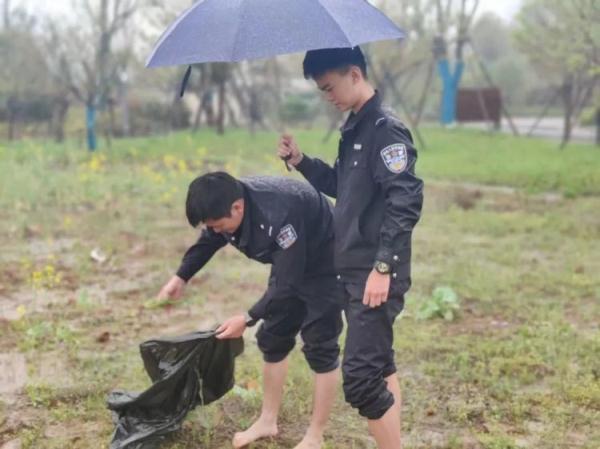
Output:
[107,330,244,449]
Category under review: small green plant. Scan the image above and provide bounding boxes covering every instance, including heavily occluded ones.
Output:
[143,296,189,310]
[416,286,460,321]
[76,289,94,310]
[26,384,57,408]
[17,320,78,350]
[20,427,43,449]
[230,384,260,403]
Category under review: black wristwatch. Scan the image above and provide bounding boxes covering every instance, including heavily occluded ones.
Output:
[244,312,258,328]
[374,261,391,275]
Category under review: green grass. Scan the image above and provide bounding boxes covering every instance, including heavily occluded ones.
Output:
[1,126,598,210]
[0,127,598,448]
[419,127,600,197]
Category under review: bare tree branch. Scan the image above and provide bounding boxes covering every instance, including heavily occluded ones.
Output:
[3,0,11,30]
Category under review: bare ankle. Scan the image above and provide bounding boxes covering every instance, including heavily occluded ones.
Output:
[232,418,279,449]
[293,431,324,449]
[257,413,278,428]
[304,426,324,440]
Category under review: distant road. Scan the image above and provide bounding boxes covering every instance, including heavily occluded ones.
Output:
[461,117,596,144]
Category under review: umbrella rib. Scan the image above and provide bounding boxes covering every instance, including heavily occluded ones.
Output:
[314,0,354,48]
[230,0,250,62]
[146,1,206,67]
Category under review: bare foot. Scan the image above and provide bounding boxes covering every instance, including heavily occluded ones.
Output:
[232,418,278,448]
[293,433,323,449]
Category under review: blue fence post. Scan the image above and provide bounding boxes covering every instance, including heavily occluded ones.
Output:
[86,104,97,152]
[438,59,465,126]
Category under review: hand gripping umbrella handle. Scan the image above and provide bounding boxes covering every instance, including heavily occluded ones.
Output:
[281,154,292,172]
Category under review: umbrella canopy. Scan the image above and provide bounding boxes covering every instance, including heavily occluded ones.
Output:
[146,0,405,68]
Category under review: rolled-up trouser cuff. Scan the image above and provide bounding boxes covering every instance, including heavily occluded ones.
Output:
[256,325,296,364]
[256,272,344,371]
[259,337,341,372]
[360,392,395,420]
[343,374,395,420]
[382,365,397,379]
[302,337,341,374]
[341,280,406,420]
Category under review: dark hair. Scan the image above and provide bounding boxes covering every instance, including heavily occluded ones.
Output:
[185,172,243,227]
[303,46,368,80]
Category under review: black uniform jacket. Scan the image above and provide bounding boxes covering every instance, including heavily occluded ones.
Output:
[296,92,424,283]
[176,176,335,319]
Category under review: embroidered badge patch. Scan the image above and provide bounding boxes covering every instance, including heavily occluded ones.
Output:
[276,224,297,249]
[380,143,407,173]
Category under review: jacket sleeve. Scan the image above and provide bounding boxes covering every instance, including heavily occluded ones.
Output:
[295,155,338,199]
[370,121,424,267]
[176,228,228,282]
[248,213,307,320]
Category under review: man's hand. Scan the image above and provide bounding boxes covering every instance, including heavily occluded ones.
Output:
[362,269,391,308]
[157,275,186,300]
[216,314,247,339]
[277,134,303,167]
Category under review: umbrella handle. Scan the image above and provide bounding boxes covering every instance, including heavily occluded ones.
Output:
[279,126,292,172]
[281,155,292,172]
[180,66,193,98]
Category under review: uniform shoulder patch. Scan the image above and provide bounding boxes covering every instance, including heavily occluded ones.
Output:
[380,143,408,173]
[276,224,297,249]
[375,117,387,127]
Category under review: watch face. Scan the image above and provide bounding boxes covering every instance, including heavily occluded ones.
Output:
[376,262,390,273]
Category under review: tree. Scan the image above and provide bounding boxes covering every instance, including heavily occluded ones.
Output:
[469,13,539,109]
[433,0,480,126]
[471,13,510,64]
[369,0,481,126]
[0,6,56,140]
[2,0,10,30]
[143,1,243,134]
[43,0,143,150]
[514,0,600,147]
[369,0,438,118]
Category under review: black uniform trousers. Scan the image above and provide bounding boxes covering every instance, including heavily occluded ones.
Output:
[338,277,408,420]
[256,273,343,374]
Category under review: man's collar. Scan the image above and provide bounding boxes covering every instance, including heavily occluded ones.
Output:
[237,187,252,249]
[340,90,382,134]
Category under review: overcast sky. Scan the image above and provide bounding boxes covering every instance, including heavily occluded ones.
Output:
[478,0,522,21]
[13,0,524,22]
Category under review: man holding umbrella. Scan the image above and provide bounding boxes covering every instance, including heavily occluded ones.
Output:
[277,46,424,449]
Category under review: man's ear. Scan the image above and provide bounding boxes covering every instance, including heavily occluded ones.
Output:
[351,66,363,84]
[231,198,244,215]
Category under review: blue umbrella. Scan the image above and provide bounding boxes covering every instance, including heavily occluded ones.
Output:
[146,0,405,68]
